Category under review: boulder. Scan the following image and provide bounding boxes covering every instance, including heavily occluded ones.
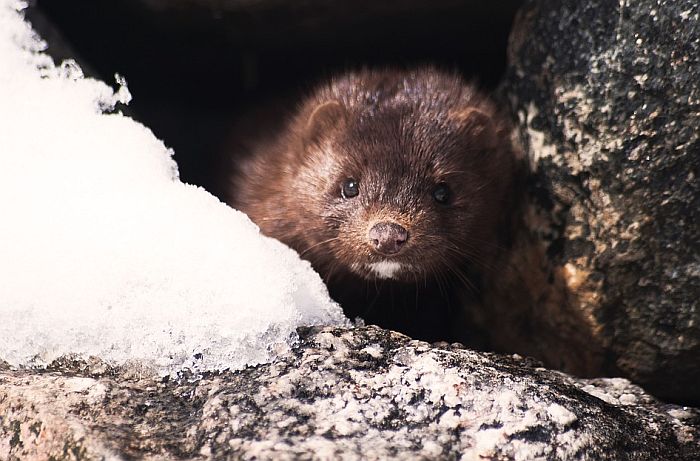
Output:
[493,0,700,404]
[1,326,698,460]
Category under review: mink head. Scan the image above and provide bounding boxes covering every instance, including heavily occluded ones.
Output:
[282,69,516,283]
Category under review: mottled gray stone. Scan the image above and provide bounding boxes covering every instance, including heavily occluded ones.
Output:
[500,0,700,404]
[1,326,698,460]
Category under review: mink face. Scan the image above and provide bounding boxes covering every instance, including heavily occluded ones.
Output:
[229,69,517,291]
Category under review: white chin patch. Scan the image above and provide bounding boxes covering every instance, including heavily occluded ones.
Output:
[366,261,403,279]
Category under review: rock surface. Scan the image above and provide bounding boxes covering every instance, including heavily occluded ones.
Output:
[1,326,698,460]
[495,0,700,404]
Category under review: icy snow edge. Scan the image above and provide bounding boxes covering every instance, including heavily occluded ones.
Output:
[0,0,349,375]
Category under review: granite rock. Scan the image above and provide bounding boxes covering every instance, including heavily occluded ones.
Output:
[1,326,698,460]
[497,0,700,404]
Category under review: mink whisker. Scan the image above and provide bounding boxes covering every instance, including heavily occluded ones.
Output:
[299,237,340,257]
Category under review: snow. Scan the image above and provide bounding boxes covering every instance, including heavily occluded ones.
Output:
[0,1,348,375]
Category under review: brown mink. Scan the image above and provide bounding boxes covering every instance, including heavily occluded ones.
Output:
[225,68,520,344]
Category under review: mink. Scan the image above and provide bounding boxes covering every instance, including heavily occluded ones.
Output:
[224,68,521,343]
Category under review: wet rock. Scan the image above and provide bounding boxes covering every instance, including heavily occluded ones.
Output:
[1,326,698,460]
[498,0,700,404]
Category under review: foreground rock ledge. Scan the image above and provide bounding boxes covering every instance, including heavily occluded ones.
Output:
[1,326,698,460]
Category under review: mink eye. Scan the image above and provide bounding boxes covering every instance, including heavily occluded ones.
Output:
[341,178,359,199]
[432,183,451,204]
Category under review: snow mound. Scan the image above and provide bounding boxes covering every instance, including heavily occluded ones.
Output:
[0,1,348,375]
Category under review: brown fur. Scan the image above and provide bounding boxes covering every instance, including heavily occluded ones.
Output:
[225,68,521,343]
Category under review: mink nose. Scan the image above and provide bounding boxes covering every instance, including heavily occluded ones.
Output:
[368,222,408,255]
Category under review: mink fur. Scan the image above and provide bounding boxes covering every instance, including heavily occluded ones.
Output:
[225,68,521,343]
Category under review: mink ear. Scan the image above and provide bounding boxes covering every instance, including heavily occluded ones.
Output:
[304,100,347,147]
[451,107,498,148]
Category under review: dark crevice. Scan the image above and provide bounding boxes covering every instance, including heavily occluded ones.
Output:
[30,0,522,196]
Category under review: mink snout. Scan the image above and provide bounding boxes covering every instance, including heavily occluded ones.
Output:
[368,221,408,255]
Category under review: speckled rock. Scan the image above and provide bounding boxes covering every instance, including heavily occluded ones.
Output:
[1,326,698,460]
[497,0,700,404]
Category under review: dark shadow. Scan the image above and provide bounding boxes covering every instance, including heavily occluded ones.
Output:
[30,0,523,197]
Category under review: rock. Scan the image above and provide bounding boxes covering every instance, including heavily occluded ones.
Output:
[495,0,700,404]
[1,326,698,460]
